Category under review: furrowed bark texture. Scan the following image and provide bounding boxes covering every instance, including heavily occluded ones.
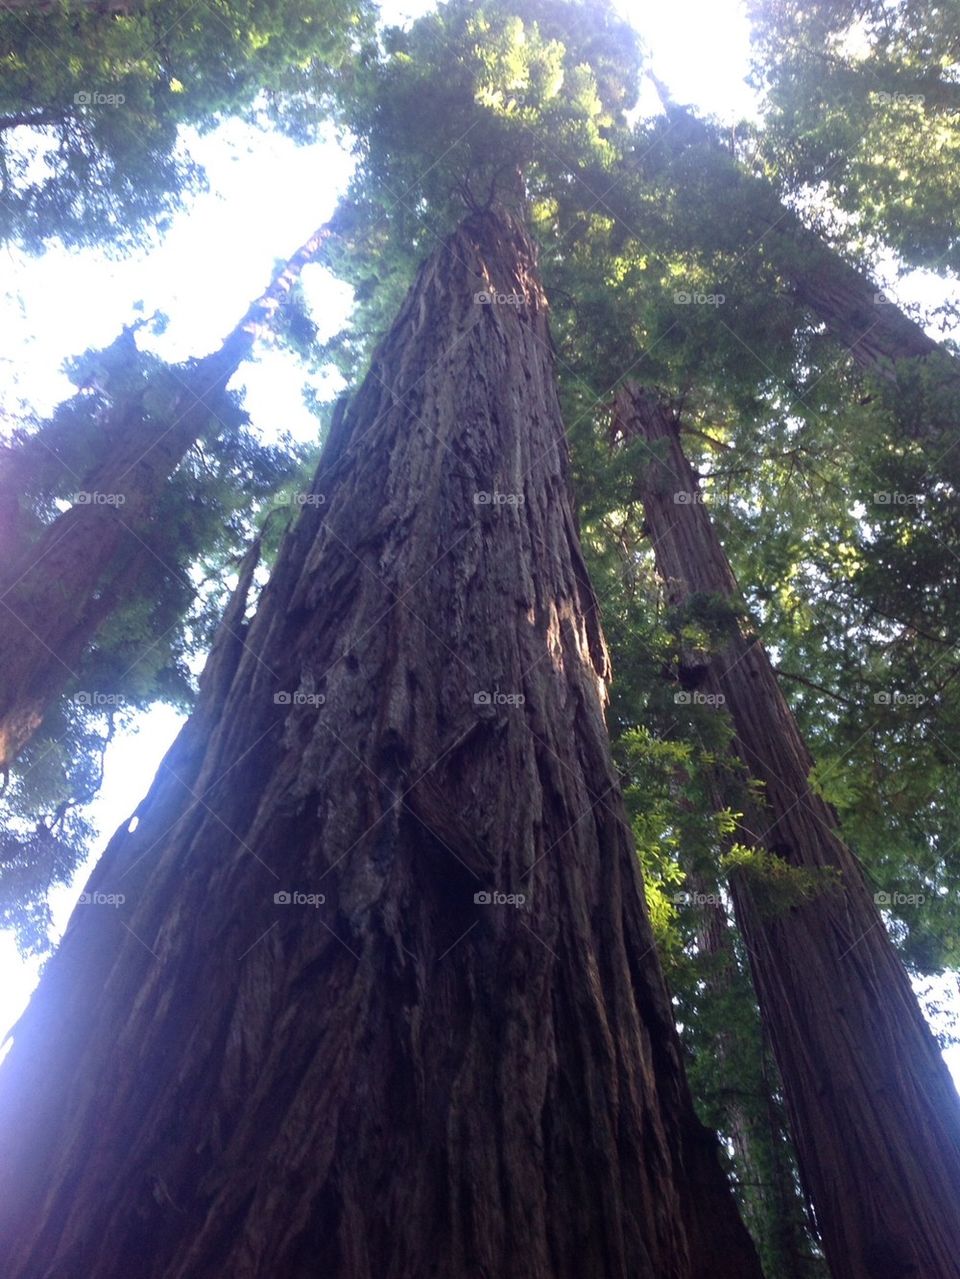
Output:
[617,382,960,1279]
[0,223,329,771]
[0,211,762,1279]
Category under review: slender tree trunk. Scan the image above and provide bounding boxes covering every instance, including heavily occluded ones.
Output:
[0,224,329,772]
[764,216,942,382]
[0,211,761,1279]
[576,110,954,387]
[678,852,823,1279]
[616,382,960,1279]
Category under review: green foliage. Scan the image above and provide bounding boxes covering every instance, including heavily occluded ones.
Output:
[722,844,841,919]
[0,706,105,955]
[748,0,960,273]
[319,0,641,377]
[0,0,371,250]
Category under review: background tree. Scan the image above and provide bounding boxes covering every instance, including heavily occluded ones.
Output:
[617,381,960,1279]
[0,232,330,951]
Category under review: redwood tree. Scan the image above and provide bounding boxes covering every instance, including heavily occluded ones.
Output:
[617,381,960,1279]
[0,223,329,773]
[0,211,761,1279]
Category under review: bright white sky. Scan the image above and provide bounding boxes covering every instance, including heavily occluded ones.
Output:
[2,0,959,1087]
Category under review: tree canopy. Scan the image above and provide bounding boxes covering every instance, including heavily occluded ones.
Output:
[0,0,371,249]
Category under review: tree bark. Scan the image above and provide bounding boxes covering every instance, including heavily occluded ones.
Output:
[0,223,330,772]
[0,211,762,1279]
[616,381,960,1279]
[682,865,823,1279]
[765,215,942,382]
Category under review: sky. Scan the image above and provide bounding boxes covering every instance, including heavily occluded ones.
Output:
[2,0,959,1086]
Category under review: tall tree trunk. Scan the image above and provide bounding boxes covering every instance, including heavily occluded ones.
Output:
[682,866,823,1279]
[763,215,941,382]
[0,211,761,1279]
[616,382,960,1279]
[0,224,329,772]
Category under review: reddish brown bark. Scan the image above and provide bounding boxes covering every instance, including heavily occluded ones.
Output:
[617,382,960,1279]
[768,217,941,381]
[682,864,822,1279]
[0,211,761,1279]
[0,224,329,772]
